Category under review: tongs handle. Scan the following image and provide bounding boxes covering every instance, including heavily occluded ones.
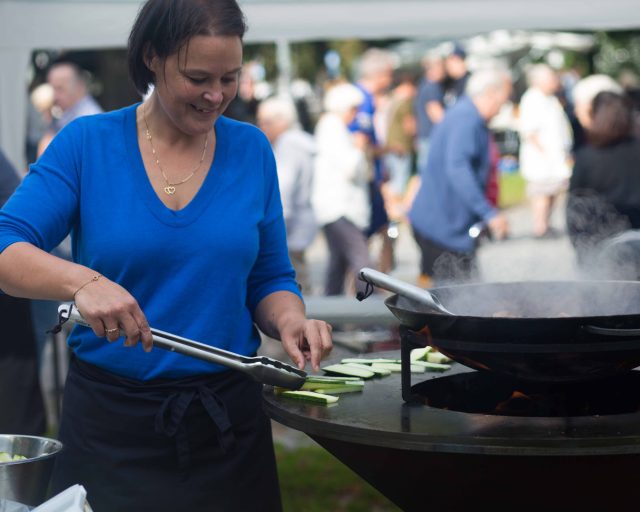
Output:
[57,303,307,389]
[58,303,251,372]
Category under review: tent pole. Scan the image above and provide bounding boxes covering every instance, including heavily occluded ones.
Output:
[275,38,292,97]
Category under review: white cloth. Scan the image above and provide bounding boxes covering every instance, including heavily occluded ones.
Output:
[518,88,573,185]
[312,113,370,230]
[272,128,318,252]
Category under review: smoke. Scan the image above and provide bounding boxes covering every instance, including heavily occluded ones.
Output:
[565,191,637,280]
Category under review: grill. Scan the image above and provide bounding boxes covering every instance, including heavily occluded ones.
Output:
[264,328,640,511]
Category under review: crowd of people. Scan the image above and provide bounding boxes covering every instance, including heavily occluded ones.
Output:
[254,46,640,289]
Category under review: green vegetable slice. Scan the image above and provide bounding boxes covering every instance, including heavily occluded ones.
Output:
[371,363,426,373]
[340,358,400,365]
[281,390,339,404]
[314,385,365,395]
[344,362,391,376]
[322,364,376,379]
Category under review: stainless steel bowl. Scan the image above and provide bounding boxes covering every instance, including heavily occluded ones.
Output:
[0,434,63,506]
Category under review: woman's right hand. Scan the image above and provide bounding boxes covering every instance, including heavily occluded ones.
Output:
[73,275,153,352]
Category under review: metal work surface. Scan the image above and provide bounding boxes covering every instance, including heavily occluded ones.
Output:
[263,351,640,456]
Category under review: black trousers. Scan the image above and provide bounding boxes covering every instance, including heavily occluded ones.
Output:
[412,228,478,284]
[0,295,46,435]
[51,358,282,512]
[323,217,372,296]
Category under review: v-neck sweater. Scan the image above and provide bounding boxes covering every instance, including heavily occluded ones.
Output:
[0,104,300,380]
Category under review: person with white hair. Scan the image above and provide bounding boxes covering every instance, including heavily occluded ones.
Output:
[349,47,396,273]
[518,63,574,238]
[572,74,623,132]
[312,83,374,296]
[408,63,510,286]
[257,96,317,293]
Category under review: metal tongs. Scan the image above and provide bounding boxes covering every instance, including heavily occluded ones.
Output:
[57,303,307,390]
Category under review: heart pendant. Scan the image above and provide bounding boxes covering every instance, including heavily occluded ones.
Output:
[164,186,176,195]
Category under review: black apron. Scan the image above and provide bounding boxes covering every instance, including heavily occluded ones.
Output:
[51,357,282,512]
[0,294,46,435]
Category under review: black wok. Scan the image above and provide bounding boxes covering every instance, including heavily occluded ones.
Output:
[382,280,640,383]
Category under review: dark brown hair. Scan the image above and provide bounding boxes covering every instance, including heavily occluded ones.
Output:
[127,0,247,94]
[588,91,634,147]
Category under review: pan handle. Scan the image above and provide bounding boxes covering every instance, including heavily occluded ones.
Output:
[583,325,640,337]
[357,267,453,315]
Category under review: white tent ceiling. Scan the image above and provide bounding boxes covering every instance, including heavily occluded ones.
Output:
[1,0,640,169]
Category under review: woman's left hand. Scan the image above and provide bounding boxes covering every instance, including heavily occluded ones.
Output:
[280,318,333,373]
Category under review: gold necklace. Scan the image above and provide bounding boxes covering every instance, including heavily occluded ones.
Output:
[142,103,210,195]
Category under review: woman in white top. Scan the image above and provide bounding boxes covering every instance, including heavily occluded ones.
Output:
[312,83,373,295]
[519,64,573,238]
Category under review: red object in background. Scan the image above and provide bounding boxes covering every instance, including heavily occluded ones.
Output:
[486,134,500,207]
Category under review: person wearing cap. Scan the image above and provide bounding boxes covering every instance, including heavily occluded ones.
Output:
[443,43,470,108]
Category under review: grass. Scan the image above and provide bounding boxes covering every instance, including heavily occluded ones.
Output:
[275,443,400,512]
[498,171,527,209]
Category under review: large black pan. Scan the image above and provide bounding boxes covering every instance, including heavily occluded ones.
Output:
[360,271,640,382]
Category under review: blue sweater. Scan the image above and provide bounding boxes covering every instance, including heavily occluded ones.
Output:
[409,96,497,253]
[0,104,301,380]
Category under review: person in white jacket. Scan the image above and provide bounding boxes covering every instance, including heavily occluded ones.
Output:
[312,83,373,295]
[519,64,573,238]
[257,96,317,294]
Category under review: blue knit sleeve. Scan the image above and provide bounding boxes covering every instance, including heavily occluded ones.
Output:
[246,135,302,313]
[0,121,81,255]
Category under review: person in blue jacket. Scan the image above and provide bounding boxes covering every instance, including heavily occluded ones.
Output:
[409,64,511,286]
[0,1,332,510]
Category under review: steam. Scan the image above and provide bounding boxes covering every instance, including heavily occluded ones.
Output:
[566,191,636,280]
[409,191,640,317]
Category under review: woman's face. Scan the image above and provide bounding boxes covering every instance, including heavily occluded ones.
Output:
[149,35,243,135]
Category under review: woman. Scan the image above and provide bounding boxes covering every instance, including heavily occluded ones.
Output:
[0,1,332,510]
[312,83,373,296]
[567,91,640,268]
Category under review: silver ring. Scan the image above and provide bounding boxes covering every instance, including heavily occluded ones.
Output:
[105,328,119,335]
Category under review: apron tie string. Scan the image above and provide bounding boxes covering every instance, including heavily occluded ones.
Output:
[155,386,235,472]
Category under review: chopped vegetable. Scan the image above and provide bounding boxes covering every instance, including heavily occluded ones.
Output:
[344,362,391,376]
[340,358,400,365]
[411,360,452,371]
[281,390,339,404]
[426,352,452,364]
[314,385,365,395]
[301,380,365,391]
[371,362,426,373]
[304,375,363,383]
[410,347,432,361]
[0,452,27,462]
[322,364,376,379]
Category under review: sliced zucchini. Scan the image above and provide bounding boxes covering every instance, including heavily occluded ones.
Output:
[426,352,452,364]
[314,385,365,395]
[371,362,426,373]
[411,360,452,371]
[304,375,363,383]
[410,347,432,361]
[340,358,400,365]
[301,380,365,391]
[344,362,392,376]
[281,390,339,404]
[322,364,376,379]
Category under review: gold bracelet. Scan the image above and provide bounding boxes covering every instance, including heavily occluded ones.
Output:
[73,274,102,300]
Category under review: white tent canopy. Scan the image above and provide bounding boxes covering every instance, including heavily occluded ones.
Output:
[1,0,640,169]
